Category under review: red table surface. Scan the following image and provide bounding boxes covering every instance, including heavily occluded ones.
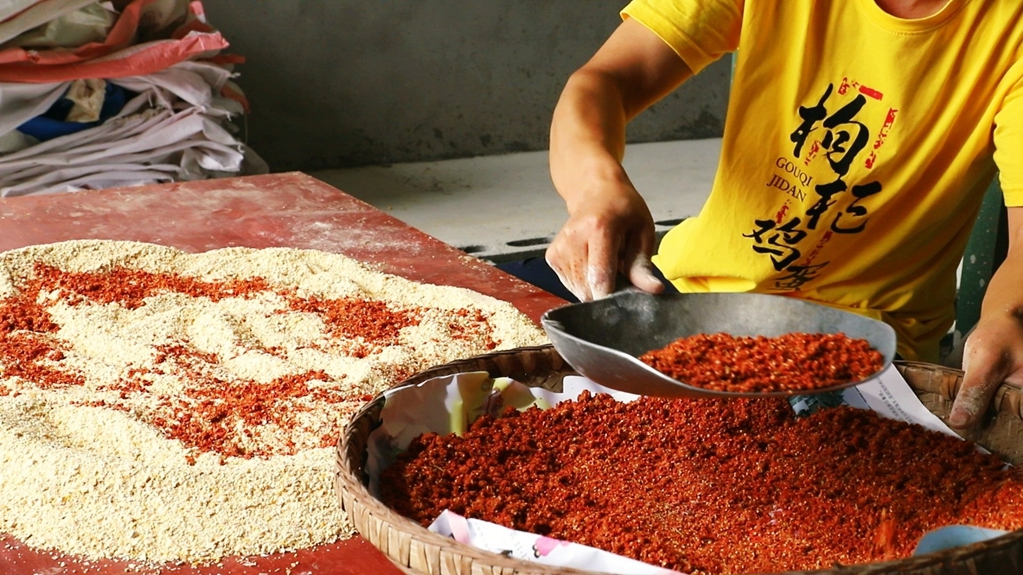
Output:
[0,173,566,574]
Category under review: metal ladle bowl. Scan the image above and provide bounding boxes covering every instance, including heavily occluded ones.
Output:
[540,291,898,399]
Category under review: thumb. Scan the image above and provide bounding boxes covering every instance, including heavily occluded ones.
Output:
[625,254,665,295]
[948,343,1007,428]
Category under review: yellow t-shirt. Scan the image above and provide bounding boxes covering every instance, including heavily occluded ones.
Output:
[622,0,1023,362]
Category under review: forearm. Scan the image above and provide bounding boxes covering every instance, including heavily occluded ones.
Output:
[549,18,693,215]
[549,69,633,214]
[544,17,694,300]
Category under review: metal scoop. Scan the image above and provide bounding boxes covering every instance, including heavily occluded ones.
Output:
[540,291,897,399]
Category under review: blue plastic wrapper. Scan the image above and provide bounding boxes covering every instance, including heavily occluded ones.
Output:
[914,526,1009,556]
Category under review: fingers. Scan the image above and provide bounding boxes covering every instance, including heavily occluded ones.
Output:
[545,230,615,301]
[546,225,664,301]
[545,186,656,301]
[545,228,624,301]
[624,253,664,295]
[548,250,663,301]
[544,244,590,301]
[948,337,1010,429]
[586,234,619,300]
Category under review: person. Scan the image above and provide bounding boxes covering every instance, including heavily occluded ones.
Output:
[542,0,1023,430]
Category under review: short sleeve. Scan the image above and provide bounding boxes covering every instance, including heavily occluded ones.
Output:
[621,0,743,75]
[993,61,1023,206]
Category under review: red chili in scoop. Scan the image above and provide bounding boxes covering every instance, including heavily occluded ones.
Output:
[639,332,884,393]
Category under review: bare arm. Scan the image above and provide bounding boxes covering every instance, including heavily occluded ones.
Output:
[546,17,694,300]
[950,206,1023,427]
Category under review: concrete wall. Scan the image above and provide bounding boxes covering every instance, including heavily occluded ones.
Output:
[204,1,732,172]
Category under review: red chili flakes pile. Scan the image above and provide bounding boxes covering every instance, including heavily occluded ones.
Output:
[165,369,344,461]
[29,262,275,310]
[0,290,83,391]
[93,341,356,461]
[286,295,421,357]
[142,339,356,456]
[639,332,884,393]
[0,293,57,334]
[447,309,497,351]
[2,261,509,462]
[2,263,393,459]
[380,393,1023,574]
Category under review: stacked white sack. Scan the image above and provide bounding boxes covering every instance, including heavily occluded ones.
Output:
[0,0,266,196]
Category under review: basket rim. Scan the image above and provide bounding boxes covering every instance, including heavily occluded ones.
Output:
[337,345,595,575]
[336,344,1023,575]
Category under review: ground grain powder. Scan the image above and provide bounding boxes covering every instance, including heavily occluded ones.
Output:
[0,240,548,563]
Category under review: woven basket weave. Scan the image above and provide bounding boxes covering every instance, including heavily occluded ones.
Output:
[336,345,1023,575]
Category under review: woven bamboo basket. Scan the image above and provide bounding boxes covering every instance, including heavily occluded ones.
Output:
[336,345,1023,575]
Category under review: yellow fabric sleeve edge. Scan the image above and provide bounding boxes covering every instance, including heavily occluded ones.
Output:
[620,2,715,75]
[1002,187,1023,207]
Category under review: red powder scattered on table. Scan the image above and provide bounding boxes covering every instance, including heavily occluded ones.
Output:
[0,291,83,391]
[380,392,1023,574]
[0,294,57,334]
[448,309,498,350]
[1,264,416,459]
[29,262,276,310]
[639,332,884,393]
[286,295,422,357]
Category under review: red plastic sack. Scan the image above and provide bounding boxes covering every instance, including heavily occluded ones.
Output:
[0,0,231,83]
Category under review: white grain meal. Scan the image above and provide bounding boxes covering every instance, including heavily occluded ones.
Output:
[0,240,548,563]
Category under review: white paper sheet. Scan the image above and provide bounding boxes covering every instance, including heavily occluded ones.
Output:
[842,365,961,438]
[430,510,679,575]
